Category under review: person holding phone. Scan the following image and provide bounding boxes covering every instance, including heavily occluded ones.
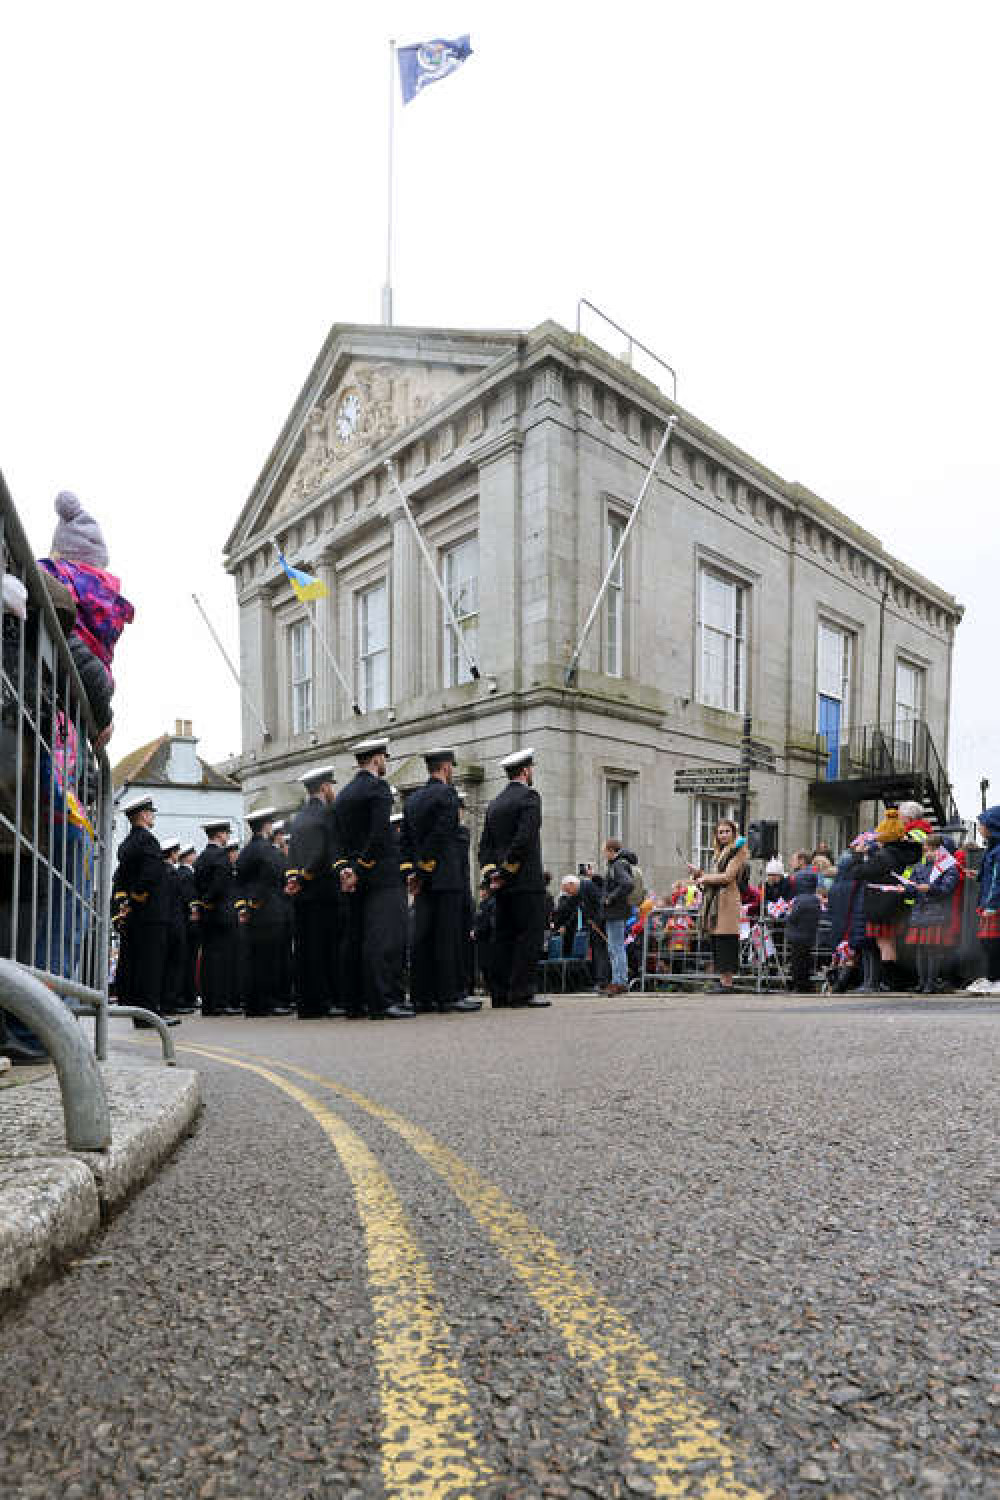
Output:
[690,819,748,992]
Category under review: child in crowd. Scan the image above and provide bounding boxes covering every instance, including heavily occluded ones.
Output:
[38,491,134,749]
[785,869,823,991]
[763,858,791,905]
[902,833,962,993]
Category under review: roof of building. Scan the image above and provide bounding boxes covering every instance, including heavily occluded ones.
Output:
[112,735,241,793]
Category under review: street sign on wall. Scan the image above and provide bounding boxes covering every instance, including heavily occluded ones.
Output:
[674,766,746,796]
[745,739,777,773]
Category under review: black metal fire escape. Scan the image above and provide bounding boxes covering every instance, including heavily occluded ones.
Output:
[810,719,960,828]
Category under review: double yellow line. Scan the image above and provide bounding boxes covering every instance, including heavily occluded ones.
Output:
[182,1041,766,1500]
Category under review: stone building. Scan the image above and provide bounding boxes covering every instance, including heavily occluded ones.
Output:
[224,318,962,889]
[112,720,244,854]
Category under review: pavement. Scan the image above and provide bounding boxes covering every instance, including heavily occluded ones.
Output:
[0,989,997,1499]
[0,1048,201,1300]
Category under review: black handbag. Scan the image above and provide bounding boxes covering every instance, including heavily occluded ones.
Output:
[863,883,904,921]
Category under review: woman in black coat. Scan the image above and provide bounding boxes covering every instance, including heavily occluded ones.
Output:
[857,811,926,990]
[827,850,868,991]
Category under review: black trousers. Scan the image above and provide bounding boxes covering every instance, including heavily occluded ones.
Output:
[492,890,545,1004]
[120,922,168,1012]
[411,890,464,1010]
[293,900,338,1017]
[183,922,200,1007]
[200,923,237,1014]
[590,930,610,987]
[787,941,813,992]
[343,885,405,1016]
[242,921,290,1015]
[985,937,1000,983]
[161,921,185,1010]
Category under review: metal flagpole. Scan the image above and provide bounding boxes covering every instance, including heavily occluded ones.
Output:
[384,460,481,680]
[564,414,678,687]
[382,39,395,326]
[191,592,270,740]
[305,597,363,717]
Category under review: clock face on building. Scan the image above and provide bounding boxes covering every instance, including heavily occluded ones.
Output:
[335,391,362,442]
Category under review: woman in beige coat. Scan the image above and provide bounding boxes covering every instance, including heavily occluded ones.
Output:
[690,818,749,991]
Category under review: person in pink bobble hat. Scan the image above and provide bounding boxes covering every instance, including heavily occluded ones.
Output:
[38,491,134,750]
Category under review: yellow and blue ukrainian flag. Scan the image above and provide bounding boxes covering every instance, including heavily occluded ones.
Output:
[277,551,328,603]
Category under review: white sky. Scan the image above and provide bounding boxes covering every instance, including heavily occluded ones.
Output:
[2,1,997,816]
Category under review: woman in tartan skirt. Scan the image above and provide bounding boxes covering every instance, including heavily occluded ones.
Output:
[902,835,962,993]
[857,809,927,991]
[969,805,1000,993]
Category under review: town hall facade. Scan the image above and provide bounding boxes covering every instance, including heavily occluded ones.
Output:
[224,318,962,887]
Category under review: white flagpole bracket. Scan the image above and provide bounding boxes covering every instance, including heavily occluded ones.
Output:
[384,460,481,681]
[191,592,271,741]
[564,414,677,688]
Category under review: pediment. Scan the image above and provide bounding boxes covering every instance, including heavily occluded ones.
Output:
[228,323,520,557]
[273,356,471,522]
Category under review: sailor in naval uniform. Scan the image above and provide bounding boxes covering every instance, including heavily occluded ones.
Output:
[478,748,550,1009]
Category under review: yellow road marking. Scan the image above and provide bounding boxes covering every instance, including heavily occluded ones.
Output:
[188,1041,767,1499]
[181,1046,492,1498]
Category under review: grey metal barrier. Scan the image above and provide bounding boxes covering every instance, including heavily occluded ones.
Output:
[1,477,173,1148]
[638,905,833,995]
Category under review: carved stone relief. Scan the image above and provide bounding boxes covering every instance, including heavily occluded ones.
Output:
[274,360,470,520]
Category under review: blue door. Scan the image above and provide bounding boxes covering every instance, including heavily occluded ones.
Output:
[819,695,842,779]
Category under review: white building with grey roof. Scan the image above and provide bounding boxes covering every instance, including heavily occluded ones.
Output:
[112,719,244,855]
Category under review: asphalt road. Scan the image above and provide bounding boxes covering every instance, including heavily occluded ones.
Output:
[2,990,997,1499]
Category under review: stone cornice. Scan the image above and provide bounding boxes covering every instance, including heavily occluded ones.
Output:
[226,315,962,630]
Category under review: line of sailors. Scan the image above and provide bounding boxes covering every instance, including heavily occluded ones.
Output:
[112,739,552,1024]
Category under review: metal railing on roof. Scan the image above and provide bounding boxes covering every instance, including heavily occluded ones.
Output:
[575,298,678,403]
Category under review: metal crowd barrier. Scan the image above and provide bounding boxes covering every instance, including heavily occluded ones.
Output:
[1,477,172,1150]
[637,904,833,994]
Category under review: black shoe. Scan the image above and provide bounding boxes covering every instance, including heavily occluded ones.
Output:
[326,1007,346,1018]
[270,1005,295,1016]
[453,997,482,1012]
[344,1011,367,1020]
[222,1007,243,1016]
[384,1005,415,1019]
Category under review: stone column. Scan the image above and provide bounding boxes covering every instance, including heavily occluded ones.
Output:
[391,515,421,703]
[314,555,338,725]
[476,430,524,687]
[238,588,276,752]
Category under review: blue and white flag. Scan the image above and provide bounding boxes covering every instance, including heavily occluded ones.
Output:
[397,35,473,105]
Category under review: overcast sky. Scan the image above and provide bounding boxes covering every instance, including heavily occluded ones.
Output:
[2,1,997,817]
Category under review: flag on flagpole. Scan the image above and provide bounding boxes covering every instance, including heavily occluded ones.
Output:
[397,35,472,104]
[276,551,328,603]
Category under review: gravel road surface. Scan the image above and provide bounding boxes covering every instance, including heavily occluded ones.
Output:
[1,990,997,1498]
